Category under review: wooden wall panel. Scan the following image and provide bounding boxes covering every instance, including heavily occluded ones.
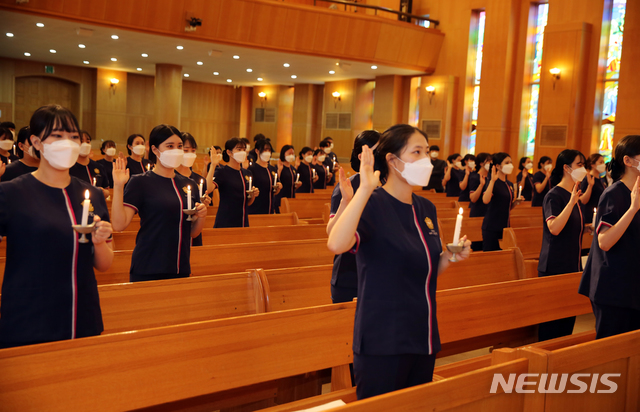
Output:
[398,29,425,67]
[62,0,107,21]
[374,24,404,62]
[312,13,350,56]
[343,19,381,59]
[248,2,288,48]
[277,85,294,147]
[251,85,280,145]
[126,73,154,139]
[103,0,150,26]
[143,0,184,32]
[216,0,255,43]
[372,75,404,132]
[282,8,320,52]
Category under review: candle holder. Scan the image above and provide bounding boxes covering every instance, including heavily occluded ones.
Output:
[200,196,207,204]
[183,208,197,221]
[72,222,96,244]
[446,242,465,263]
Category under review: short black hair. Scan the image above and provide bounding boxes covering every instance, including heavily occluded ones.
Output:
[538,156,552,169]
[474,152,491,172]
[299,146,313,159]
[149,124,182,164]
[80,130,92,142]
[280,144,295,162]
[319,140,331,148]
[100,140,116,155]
[127,133,145,155]
[255,139,273,153]
[350,130,380,172]
[182,132,198,149]
[0,122,15,130]
[16,126,32,158]
[462,154,475,166]
[429,145,440,152]
[222,137,247,162]
[551,149,585,186]
[518,156,530,171]
[447,153,461,163]
[253,133,266,142]
[611,136,640,181]
[0,127,11,141]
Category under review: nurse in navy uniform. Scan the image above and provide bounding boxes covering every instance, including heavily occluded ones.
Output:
[532,156,553,206]
[442,153,462,197]
[126,133,152,176]
[516,157,535,201]
[538,149,588,341]
[579,153,608,225]
[312,149,331,190]
[0,126,40,182]
[69,130,110,198]
[0,127,18,166]
[468,152,491,251]
[0,104,113,348]
[458,154,475,202]
[111,125,207,282]
[96,140,117,188]
[328,124,471,400]
[208,137,259,228]
[274,145,302,212]
[580,135,640,339]
[296,147,318,194]
[248,139,282,214]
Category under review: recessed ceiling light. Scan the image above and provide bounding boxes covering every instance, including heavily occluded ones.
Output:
[291,75,297,79]
[24,52,31,57]
[136,67,142,71]
[371,65,378,69]
[111,57,117,61]
[329,70,335,74]
[83,60,90,64]
[213,72,219,75]
[111,35,119,40]
[197,61,203,65]
[233,55,240,59]
[283,63,290,67]
[226,79,232,83]
[36,23,44,28]
[257,78,263,81]
[184,73,189,77]
[49,49,56,53]
[6,33,14,37]
[78,44,85,48]
[176,45,184,50]
[246,68,252,72]
[141,53,148,57]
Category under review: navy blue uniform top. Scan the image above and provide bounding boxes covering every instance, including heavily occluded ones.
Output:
[248,163,276,215]
[123,171,197,282]
[532,171,551,207]
[446,168,463,197]
[177,170,207,247]
[212,165,251,228]
[313,163,328,190]
[96,158,115,188]
[323,152,338,186]
[580,176,607,224]
[0,153,19,165]
[424,159,446,192]
[0,160,37,182]
[580,181,640,310]
[247,150,258,164]
[458,170,471,201]
[329,174,361,289]
[353,188,442,356]
[276,164,297,200]
[126,156,152,176]
[482,178,514,233]
[296,162,315,194]
[516,171,534,201]
[70,159,109,189]
[468,172,488,218]
[0,174,108,347]
[538,186,584,276]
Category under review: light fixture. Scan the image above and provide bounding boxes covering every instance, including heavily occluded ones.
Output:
[332,91,341,108]
[109,78,119,94]
[197,61,203,65]
[36,23,44,28]
[141,53,148,57]
[257,77,263,81]
[176,45,184,50]
[291,75,297,79]
[111,57,117,61]
[258,91,267,107]
[136,68,142,71]
[550,67,561,90]
[425,85,436,104]
[49,49,56,53]
[111,35,119,40]
[6,33,14,37]
[335,62,339,66]
[329,70,335,74]
[233,55,240,59]
[213,72,219,75]
[24,52,31,57]
[227,79,232,83]
[78,44,85,48]
[246,68,253,72]
[371,65,378,70]
[283,63,290,67]
[184,73,189,77]
[83,60,90,64]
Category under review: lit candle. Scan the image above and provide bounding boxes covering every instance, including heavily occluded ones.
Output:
[274,173,278,185]
[312,168,316,178]
[199,179,203,199]
[518,185,522,199]
[326,166,330,176]
[187,185,192,210]
[7,159,10,164]
[93,177,97,186]
[592,208,597,229]
[296,173,300,183]
[248,176,252,191]
[333,160,336,170]
[81,190,90,227]
[12,143,15,155]
[146,163,150,171]
[453,207,463,245]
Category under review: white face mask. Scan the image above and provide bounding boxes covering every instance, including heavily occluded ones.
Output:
[484,163,491,171]
[304,155,313,163]
[467,161,476,170]
[182,152,197,167]
[317,155,326,163]
[430,152,439,159]
[329,143,334,150]
[285,154,296,163]
[454,161,462,168]
[544,163,553,171]
[525,163,533,170]
[41,139,80,170]
[568,166,588,182]
[502,164,514,175]
[27,146,37,159]
[105,147,117,157]
[157,148,184,169]
[393,156,433,186]
[0,140,14,151]
[596,164,606,174]
[79,142,92,156]
[260,151,271,162]
[216,153,223,162]
[132,145,146,156]
[323,147,331,154]
[232,151,247,164]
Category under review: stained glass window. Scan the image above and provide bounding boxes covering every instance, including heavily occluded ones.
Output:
[600,0,626,162]
[525,3,548,158]
[468,11,486,155]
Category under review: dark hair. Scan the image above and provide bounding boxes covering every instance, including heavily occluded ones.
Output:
[299,146,313,159]
[80,130,92,142]
[550,149,586,186]
[538,156,552,169]
[322,136,333,143]
[240,137,250,148]
[0,122,15,130]
[0,127,11,142]
[490,152,511,170]
[149,124,182,164]
[313,148,324,157]
[585,153,603,171]
[447,153,461,163]
[126,133,145,155]
[611,135,640,181]
[253,133,266,142]
[518,157,530,171]
[462,154,475,167]
[29,105,80,159]
[182,132,198,149]
[213,145,222,152]
[429,145,440,152]
[475,152,491,172]
[375,124,428,181]
[319,140,331,148]
[255,139,273,153]
[222,137,246,162]
[16,126,31,158]
[100,140,116,155]
[350,130,380,172]
[280,144,295,162]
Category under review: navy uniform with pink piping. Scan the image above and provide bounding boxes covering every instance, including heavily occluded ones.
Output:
[0,175,109,348]
[296,162,315,194]
[123,171,198,282]
[126,156,152,177]
[69,159,109,189]
[247,163,277,215]
[212,165,252,228]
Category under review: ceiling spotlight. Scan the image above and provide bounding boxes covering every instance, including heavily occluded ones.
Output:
[36,23,44,28]
[291,75,297,79]
[233,55,240,59]
[257,78,263,81]
[78,44,85,48]
[329,70,335,74]
[111,57,117,61]
[226,79,232,83]
[176,45,184,50]
[141,53,148,57]
[246,68,253,72]
[283,63,290,67]
[213,72,219,75]
[24,52,31,57]
[83,60,90,64]
[184,73,189,77]
[197,61,203,65]
[49,49,56,53]
[371,65,378,70]
[6,33,14,37]
[111,35,119,40]
[136,68,142,71]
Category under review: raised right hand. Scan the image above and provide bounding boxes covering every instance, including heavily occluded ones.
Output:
[209,146,220,167]
[631,177,640,212]
[490,165,499,182]
[112,157,130,187]
[569,182,582,205]
[359,145,380,192]
[338,168,354,203]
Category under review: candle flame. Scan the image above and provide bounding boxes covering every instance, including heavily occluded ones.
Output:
[187,185,191,190]
[84,189,90,200]
[200,179,203,184]
[459,207,463,214]
[594,208,597,213]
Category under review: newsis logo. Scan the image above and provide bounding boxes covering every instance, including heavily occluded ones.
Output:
[490,373,621,394]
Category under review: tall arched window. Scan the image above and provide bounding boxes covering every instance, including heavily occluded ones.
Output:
[468,10,486,155]
[525,3,549,157]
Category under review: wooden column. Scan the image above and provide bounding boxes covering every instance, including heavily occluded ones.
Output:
[96,68,127,143]
[372,75,404,132]
[292,84,322,150]
[239,86,253,139]
[154,64,182,128]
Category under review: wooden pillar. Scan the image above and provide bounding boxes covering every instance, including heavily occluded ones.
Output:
[154,64,182,128]
[372,75,404,132]
[239,86,253,139]
[277,85,294,148]
[292,84,322,150]
[418,75,458,155]
[96,68,127,143]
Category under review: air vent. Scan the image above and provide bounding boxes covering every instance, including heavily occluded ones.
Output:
[255,108,276,123]
[421,120,441,139]
[325,113,352,130]
[540,125,567,147]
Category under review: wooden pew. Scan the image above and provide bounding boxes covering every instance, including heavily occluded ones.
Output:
[124,212,301,231]
[502,226,593,260]
[280,197,330,219]
[511,214,543,228]
[439,216,484,244]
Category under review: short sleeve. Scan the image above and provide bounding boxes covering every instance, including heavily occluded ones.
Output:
[97,163,109,189]
[123,174,144,214]
[330,184,342,216]
[543,191,564,222]
[354,194,377,251]
[469,174,480,193]
[597,190,622,234]
[0,186,8,236]
[533,172,544,184]
[212,166,224,190]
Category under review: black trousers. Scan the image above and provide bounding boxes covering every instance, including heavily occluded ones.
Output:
[482,229,503,252]
[537,271,576,341]
[353,353,437,400]
[592,301,640,339]
[331,285,357,304]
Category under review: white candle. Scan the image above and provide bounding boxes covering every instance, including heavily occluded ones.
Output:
[326,166,330,176]
[296,173,300,183]
[187,185,192,210]
[274,173,278,185]
[453,207,463,245]
[518,185,522,199]
[199,179,203,199]
[7,159,10,164]
[312,168,316,178]
[592,208,597,228]
[93,177,96,186]
[13,143,15,155]
[333,160,336,170]
[146,163,150,171]
[81,190,90,226]
[248,176,252,191]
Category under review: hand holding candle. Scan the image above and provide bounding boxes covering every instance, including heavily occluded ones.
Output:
[453,207,463,245]
[81,190,90,226]
[187,185,192,210]
[296,173,300,183]
[248,176,253,191]
[199,179,203,199]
